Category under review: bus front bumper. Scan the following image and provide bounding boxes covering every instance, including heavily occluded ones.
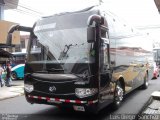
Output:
[25,92,98,113]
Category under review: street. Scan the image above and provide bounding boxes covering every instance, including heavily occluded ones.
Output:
[0,78,160,120]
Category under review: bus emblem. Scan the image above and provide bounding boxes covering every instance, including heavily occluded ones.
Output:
[49,86,56,92]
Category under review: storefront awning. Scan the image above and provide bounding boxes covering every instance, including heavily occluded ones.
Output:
[0,43,15,48]
[0,48,12,57]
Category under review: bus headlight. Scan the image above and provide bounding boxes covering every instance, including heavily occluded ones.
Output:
[75,88,98,98]
[24,84,34,93]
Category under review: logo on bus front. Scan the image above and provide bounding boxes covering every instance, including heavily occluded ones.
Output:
[49,86,56,92]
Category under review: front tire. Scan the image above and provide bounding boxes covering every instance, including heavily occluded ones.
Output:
[141,73,149,89]
[11,72,17,80]
[112,81,124,110]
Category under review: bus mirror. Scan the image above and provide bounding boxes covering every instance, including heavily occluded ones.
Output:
[100,16,105,25]
[87,27,96,43]
[101,38,109,44]
[6,33,12,46]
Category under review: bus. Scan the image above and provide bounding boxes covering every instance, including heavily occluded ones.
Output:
[6,5,153,113]
[10,52,26,80]
[153,48,160,65]
[11,51,26,66]
[153,48,160,78]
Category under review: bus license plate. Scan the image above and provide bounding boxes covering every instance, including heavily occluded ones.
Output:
[73,105,85,112]
[47,100,62,104]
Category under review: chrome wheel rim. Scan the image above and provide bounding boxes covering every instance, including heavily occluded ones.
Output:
[145,74,149,86]
[145,80,149,86]
[11,73,16,80]
[115,85,124,105]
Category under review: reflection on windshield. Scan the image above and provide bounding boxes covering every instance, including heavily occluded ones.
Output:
[26,11,97,78]
[29,27,93,64]
[58,43,86,61]
[58,44,74,60]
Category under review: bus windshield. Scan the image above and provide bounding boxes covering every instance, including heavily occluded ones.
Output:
[32,27,90,63]
[27,12,95,73]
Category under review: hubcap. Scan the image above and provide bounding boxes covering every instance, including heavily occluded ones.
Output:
[145,80,149,86]
[115,85,123,104]
[145,75,149,86]
[11,73,16,79]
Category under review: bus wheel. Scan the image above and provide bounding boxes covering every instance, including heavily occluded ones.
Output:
[141,73,149,89]
[11,72,17,80]
[112,81,124,110]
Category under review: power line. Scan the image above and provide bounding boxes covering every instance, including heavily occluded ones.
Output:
[5,4,41,17]
[5,0,43,15]
[13,9,40,17]
[136,25,160,30]
[18,2,43,14]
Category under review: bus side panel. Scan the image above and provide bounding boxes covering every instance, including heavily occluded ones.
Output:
[113,36,153,92]
[105,12,153,93]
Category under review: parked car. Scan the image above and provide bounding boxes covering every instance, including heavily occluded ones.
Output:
[152,63,159,79]
[11,64,25,80]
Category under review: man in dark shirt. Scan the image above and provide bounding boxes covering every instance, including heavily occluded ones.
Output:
[6,63,11,87]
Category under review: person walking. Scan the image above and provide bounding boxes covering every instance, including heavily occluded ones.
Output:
[6,63,12,87]
[0,64,4,87]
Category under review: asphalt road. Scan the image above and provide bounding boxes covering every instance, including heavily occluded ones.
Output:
[0,78,160,120]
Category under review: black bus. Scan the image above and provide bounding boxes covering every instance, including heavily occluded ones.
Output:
[6,5,153,113]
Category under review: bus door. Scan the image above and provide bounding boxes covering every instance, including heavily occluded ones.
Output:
[99,26,113,102]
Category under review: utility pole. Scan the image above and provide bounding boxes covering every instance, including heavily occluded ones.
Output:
[0,0,5,20]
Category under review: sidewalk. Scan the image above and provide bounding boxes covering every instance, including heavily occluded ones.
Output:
[0,81,24,101]
[138,91,160,119]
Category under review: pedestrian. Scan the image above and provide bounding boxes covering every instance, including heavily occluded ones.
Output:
[6,63,12,87]
[0,64,4,87]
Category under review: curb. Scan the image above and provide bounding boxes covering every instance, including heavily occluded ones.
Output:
[135,97,153,119]
[136,91,160,119]
[0,92,24,101]
[0,85,24,101]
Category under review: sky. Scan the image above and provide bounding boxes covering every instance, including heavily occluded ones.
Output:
[4,0,99,26]
[3,0,160,42]
[4,0,160,27]
[104,0,160,27]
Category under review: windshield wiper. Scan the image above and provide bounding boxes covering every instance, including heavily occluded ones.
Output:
[58,43,84,60]
[35,68,64,73]
[58,44,73,60]
[69,72,95,79]
[46,68,64,72]
[35,70,48,73]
